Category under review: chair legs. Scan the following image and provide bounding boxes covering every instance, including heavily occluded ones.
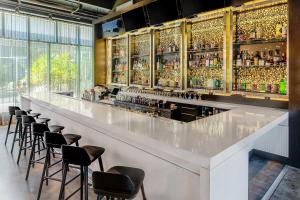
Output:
[25,135,37,180]
[4,115,12,146]
[141,183,147,200]
[16,126,27,165]
[11,120,21,154]
[84,166,89,200]
[58,162,68,200]
[37,148,50,200]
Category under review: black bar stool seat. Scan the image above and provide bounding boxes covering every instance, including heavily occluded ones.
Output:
[36,118,51,124]
[28,113,41,118]
[92,166,146,200]
[25,109,32,113]
[63,134,83,145]
[59,145,105,200]
[48,125,64,133]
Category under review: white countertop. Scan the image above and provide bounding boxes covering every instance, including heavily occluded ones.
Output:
[22,93,288,173]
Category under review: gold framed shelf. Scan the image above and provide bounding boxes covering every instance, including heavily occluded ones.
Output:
[110,35,129,86]
[152,22,184,90]
[129,30,152,87]
[232,1,288,98]
[185,12,227,93]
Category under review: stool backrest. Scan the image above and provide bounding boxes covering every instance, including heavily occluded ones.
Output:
[15,110,27,119]
[22,115,36,126]
[92,171,135,195]
[8,106,20,116]
[44,131,67,148]
[62,145,91,166]
[32,122,50,136]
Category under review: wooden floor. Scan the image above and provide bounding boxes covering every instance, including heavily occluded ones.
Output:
[0,125,97,200]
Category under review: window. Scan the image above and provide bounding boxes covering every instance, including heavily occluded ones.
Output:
[80,46,93,93]
[30,42,49,93]
[0,10,94,112]
[30,17,56,42]
[0,38,28,112]
[50,44,78,97]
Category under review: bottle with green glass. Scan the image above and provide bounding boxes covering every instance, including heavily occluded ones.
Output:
[279,79,287,95]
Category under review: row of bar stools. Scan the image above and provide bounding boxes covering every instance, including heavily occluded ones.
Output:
[92,166,146,200]
[16,115,53,164]
[59,144,105,200]
[37,131,82,200]
[5,106,34,146]
[10,110,39,154]
[26,123,64,180]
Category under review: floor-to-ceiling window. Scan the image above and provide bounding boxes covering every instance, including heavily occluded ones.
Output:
[0,11,94,113]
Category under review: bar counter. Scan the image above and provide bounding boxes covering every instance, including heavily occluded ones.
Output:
[21,93,288,200]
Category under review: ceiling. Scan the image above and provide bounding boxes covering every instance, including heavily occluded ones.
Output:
[0,0,119,23]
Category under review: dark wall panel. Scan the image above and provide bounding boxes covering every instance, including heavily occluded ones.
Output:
[288,0,300,168]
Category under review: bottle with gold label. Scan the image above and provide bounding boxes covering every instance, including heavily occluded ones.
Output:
[275,23,283,38]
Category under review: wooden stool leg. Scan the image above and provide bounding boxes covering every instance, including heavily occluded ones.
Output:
[16,126,26,165]
[37,148,50,200]
[11,120,19,154]
[80,166,84,200]
[84,166,89,200]
[25,135,37,180]
[141,183,146,200]
[98,157,104,172]
[59,162,68,200]
[5,115,12,145]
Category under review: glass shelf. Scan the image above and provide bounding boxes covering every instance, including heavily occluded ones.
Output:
[188,48,223,54]
[234,38,287,46]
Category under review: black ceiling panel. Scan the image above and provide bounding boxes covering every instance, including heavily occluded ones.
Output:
[81,0,116,9]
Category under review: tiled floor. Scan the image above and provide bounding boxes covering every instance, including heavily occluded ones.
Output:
[249,155,285,200]
[270,166,300,200]
[0,125,97,200]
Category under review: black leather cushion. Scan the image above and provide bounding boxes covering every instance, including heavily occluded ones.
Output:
[62,145,105,166]
[36,118,51,124]
[82,145,105,163]
[22,115,36,126]
[48,125,64,133]
[28,113,41,118]
[32,123,50,136]
[64,134,81,145]
[15,110,27,119]
[9,106,20,116]
[92,166,145,198]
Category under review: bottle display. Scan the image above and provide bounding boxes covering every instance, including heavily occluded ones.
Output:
[130,32,151,86]
[111,37,128,85]
[154,25,182,89]
[187,17,224,91]
[233,3,288,96]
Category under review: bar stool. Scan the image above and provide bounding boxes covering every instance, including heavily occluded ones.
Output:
[92,167,147,200]
[37,131,81,200]
[25,123,65,180]
[5,106,20,146]
[16,115,52,164]
[59,144,105,200]
[11,110,52,154]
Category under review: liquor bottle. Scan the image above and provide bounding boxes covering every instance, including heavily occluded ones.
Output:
[205,54,210,67]
[249,25,256,40]
[236,52,242,67]
[256,24,263,39]
[282,23,287,38]
[273,49,281,66]
[254,51,260,66]
[279,79,287,95]
[275,23,283,38]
